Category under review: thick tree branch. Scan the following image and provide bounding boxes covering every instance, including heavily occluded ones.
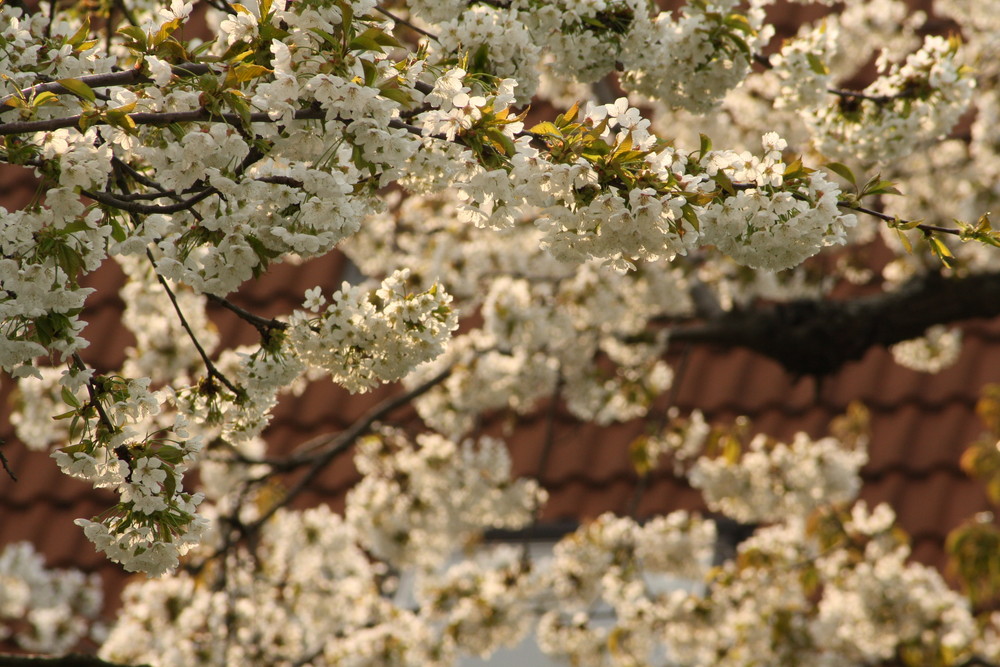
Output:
[0,654,149,667]
[0,105,427,138]
[668,271,1000,376]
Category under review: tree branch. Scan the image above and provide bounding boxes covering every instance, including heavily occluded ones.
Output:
[0,105,430,138]
[667,270,1000,377]
[0,654,149,667]
[190,365,453,573]
[374,5,438,40]
[0,63,213,115]
[71,353,118,435]
[250,365,453,519]
[81,185,217,214]
[204,292,289,336]
[0,441,17,481]
[147,252,243,398]
[839,201,962,236]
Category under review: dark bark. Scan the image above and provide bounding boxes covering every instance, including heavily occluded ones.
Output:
[669,271,1000,376]
[0,655,148,667]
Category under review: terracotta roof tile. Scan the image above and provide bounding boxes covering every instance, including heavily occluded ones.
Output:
[632,478,704,519]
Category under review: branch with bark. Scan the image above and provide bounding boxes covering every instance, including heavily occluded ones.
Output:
[669,270,1000,376]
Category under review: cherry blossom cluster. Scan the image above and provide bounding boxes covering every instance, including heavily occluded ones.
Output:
[700,133,858,270]
[0,185,107,378]
[55,408,1000,665]
[688,431,868,523]
[42,369,208,575]
[891,324,963,373]
[288,270,458,394]
[516,0,651,84]
[0,542,103,653]
[347,428,546,569]
[98,506,440,666]
[700,503,978,665]
[435,6,541,104]
[622,0,773,113]
[806,34,975,165]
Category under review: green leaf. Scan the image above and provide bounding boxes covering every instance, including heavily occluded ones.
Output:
[529,121,562,138]
[379,86,412,106]
[62,220,91,233]
[806,52,829,75]
[156,445,185,464]
[106,108,137,131]
[64,17,92,48]
[373,30,402,49]
[699,133,712,157]
[309,28,339,48]
[350,29,387,53]
[56,78,96,103]
[109,218,127,243]
[31,91,60,107]
[713,169,736,196]
[861,177,901,197]
[724,13,754,35]
[825,161,856,187]
[61,385,82,408]
[163,471,177,498]
[470,42,489,73]
[927,235,956,267]
[682,203,700,231]
[484,127,516,157]
[784,157,808,180]
[610,133,633,159]
[232,63,271,83]
[360,59,379,86]
[556,101,579,126]
[337,0,354,29]
[78,108,102,132]
[896,228,913,253]
[118,25,148,50]
[151,18,182,48]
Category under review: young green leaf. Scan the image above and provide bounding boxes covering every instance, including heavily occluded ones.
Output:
[825,161,856,187]
[56,78,97,103]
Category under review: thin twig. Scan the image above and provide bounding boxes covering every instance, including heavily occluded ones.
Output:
[535,372,563,481]
[838,201,961,236]
[146,251,243,397]
[205,292,289,335]
[191,365,453,573]
[374,5,438,40]
[0,443,17,482]
[71,353,118,433]
[111,157,185,198]
[0,106,429,139]
[251,365,453,517]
